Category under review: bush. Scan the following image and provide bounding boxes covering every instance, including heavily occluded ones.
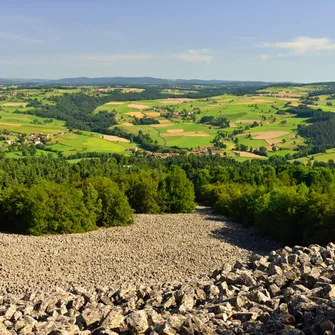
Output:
[82,177,134,226]
[121,172,161,214]
[161,168,196,213]
[0,181,97,235]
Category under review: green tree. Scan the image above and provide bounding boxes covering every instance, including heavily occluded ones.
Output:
[84,177,133,226]
[122,172,161,213]
[0,181,97,235]
[162,168,196,213]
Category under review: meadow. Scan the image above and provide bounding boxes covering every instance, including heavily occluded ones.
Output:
[0,84,334,160]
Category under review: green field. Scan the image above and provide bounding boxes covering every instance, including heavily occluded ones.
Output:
[0,83,334,159]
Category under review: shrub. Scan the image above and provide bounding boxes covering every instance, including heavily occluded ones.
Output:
[0,181,97,235]
[83,177,134,226]
[121,172,161,214]
[161,168,196,213]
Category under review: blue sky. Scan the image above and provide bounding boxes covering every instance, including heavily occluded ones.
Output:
[1,0,335,82]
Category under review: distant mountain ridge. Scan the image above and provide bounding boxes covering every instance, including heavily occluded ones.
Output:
[0,76,273,86]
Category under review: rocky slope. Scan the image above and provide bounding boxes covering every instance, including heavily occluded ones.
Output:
[1,243,335,334]
[0,208,276,295]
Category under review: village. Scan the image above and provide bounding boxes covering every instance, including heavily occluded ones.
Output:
[1,131,64,150]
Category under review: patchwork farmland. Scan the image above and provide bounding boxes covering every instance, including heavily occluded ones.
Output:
[0,83,334,162]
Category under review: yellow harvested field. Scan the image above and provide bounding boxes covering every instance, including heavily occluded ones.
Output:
[164,131,210,137]
[217,99,232,103]
[128,104,151,110]
[126,112,144,118]
[253,131,288,140]
[159,119,171,124]
[144,112,161,117]
[248,99,274,103]
[234,151,267,159]
[276,97,300,102]
[0,122,21,127]
[265,139,282,145]
[236,120,260,124]
[121,88,144,93]
[237,100,273,104]
[159,98,193,104]
[2,102,28,107]
[103,135,130,143]
[183,132,210,137]
[229,122,237,128]
[105,102,124,105]
[121,122,134,126]
[152,123,174,128]
[167,129,184,133]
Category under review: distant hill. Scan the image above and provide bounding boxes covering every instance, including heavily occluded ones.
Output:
[0,76,278,86]
[0,78,48,85]
[49,77,174,85]
[0,78,15,85]
[49,77,272,86]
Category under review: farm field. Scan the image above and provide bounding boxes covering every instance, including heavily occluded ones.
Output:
[0,83,335,159]
[96,92,308,155]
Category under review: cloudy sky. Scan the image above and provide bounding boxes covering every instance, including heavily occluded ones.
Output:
[1,0,335,82]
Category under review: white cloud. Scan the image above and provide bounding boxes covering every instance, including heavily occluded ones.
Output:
[0,32,42,43]
[77,49,214,65]
[78,53,156,64]
[259,54,269,61]
[259,36,335,55]
[174,49,214,63]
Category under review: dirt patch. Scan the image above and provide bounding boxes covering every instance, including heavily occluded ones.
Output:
[2,102,28,107]
[0,122,21,127]
[144,112,161,117]
[167,129,184,133]
[276,97,300,102]
[126,112,144,118]
[152,123,175,128]
[234,151,267,159]
[105,102,124,105]
[121,88,144,93]
[247,99,274,103]
[128,104,151,110]
[159,98,193,104]
[253,131,288,140]
[164,131,210,137]
[121,122,134,127]
[230,122,237,128]
[103,135,130,143]
[236,120,260,124]
[265,139,283,145]
[159,119,171,124]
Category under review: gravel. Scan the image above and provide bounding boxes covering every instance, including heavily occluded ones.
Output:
[0,207,278,295]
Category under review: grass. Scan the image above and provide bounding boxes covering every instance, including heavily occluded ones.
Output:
[1,84,335,159]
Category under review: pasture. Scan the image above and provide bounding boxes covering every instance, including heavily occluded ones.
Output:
[1,83,334,159]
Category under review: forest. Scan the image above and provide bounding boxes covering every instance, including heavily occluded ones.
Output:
[1,154,335,247]
[284,105,335,154]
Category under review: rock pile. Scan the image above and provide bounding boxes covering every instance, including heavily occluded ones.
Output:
[2,243,335,334]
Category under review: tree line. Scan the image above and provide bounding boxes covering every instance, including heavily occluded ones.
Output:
[1,154,335,246]
[284,105,335,155]
[0,160,195,235]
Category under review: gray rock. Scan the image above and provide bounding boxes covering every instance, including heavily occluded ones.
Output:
[125,310,149,334]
